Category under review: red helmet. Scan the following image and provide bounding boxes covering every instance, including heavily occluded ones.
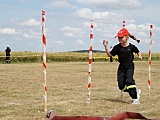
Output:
[115,28,130,37]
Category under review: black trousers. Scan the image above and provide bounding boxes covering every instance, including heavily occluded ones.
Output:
[117,62,137,99]
[6,54,10,63]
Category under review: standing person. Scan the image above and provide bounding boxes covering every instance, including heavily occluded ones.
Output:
[103,28,142,104]
[5,45,11,64]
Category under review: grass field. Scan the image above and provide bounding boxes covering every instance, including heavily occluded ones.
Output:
[0,61,160,120]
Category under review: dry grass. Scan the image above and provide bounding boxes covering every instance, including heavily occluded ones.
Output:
[0,61,160,120]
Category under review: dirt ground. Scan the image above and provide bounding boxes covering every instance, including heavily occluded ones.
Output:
[0,61,160,120]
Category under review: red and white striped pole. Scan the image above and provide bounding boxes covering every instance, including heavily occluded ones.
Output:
[86,20,94,104]
[148,24,153,95]
[122,20,126,28]
[121,20,126,98]
[42,10,47,112]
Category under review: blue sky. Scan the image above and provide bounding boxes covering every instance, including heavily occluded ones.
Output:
[0,0,160,53]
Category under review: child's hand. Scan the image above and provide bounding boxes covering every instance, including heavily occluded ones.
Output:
[137,52,142,60]
[138,56,142,60]
[103,40,108,47]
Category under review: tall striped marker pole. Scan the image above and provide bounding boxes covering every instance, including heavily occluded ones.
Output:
[42,10,47,112]
[122,20,126,28]
[86,20,94,104]
[121,20,126,98]
[148,24,153,95]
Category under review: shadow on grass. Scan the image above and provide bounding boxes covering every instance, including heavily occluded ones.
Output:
[105,98,130,104]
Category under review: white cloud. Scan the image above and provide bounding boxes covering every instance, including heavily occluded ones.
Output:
[76,39,84,45]
[23,33,30,38]
[21,19,40,26]
[137,24,149,31]
[0,28,16,34]
[22,30,40,39]
[74,8,93,19]
[82,22,90,28]
[74,8,122,21]
[76,0,142,10]
[61,26,84,37]
[48,0,77,9]
[127,24,137,30]
[11,18,40,26]
[52,40,64,45]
